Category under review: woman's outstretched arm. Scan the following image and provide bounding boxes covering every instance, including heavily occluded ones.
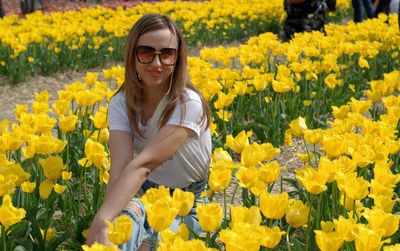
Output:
[86,124,191,246]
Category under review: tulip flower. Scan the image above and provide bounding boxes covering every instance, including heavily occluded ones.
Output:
[197,203,223,232]
[259,192,289,219]
[236,166,258,189]
[39,179,54,199]
[285,199,310,228]
[0,194,26,229]
[145,200,178,233]
[230,205,262,227]
[172,189,195,217]
[208,167,232,192]
[258,161,280,184]
[225,130,252,154]
[295,166,327,195]
[39,155,65,180]
[363,208,400,237]
[314,230,344,251]
[59,114,79,134]
[82,242,118,251]
[259,226,285,249]
[106,215,132,245]
[333,216,357,242]
[353,225,384,251]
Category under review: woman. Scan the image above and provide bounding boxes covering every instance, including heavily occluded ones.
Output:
[87,14,212,250]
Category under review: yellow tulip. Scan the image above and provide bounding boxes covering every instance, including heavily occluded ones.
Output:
[54,184,66,195]
[208,167,232,192]
[348,97,371,114]
[259,192,289,220]
[236,166,258,189]
[161,223,189,243]
[358,56,369,69]
[258,161,280,184]
[81,242,118,251]
[106,215,132,245]
[0,194,26,229]
[384,244,400,251]
[21,181,36,193]
[39,155,65,180]
[141,186,171,206]
[90,106,108,129]
[363,208,399,237]
[80,139,108,169]
[41,227,56,241]
[172,189,194,217]
[230,205,262,227]
[34,113,57,134]
[85,72,99,87]
[145,200,178,232]
[353,225,384,251]
[259,226,285,249]
[324,74,342,89]
[61,171,72,181]
[261,143,280,161]
[314,230,344,251]
[212,148,232,162]
[333,216,357,242]
[219,227,260,251]
[288,117,308,137]
[214,92,235,110]
[59,114,79,134]
[225,130,252,154]
[0,174,18,196]
[343,175,369,201]
[241,143,266,167]
[369,194,396,213]
[197,203,222,232]
[295,166,327,195]
[52,99,71,116]
[331,105,350,120]
[285,199,310,228]
[39,179,54,199]
[304,129,323,145]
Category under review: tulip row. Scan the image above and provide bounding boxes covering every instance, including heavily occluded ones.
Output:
[189,14,400,147]
[0,0,352,84]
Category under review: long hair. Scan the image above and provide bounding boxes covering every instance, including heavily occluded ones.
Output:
[118,14,210,138]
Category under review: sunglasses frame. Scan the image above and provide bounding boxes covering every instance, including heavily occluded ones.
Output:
[136,45,177,66]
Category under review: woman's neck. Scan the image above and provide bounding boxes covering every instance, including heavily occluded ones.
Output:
[143,87,166,110]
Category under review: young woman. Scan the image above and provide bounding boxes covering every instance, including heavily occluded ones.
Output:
[87,14,212,251]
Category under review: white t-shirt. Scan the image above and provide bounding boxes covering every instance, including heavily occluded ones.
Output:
[107,88,211,188]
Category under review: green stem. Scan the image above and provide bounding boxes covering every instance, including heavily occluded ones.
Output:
[206,232,211,247]
[223,189,227,222]
[230,181,239,206]
[1,225,6,251]
[286,225,292,251]
[154,231,159,251]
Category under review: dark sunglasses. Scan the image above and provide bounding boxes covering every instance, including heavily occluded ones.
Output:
[136,45,177,66]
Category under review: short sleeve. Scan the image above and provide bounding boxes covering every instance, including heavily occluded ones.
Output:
[107,92,132,133]
[167,91,204,137]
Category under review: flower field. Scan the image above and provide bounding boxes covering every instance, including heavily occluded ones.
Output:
[0,0,399,251]
[0,0,351,83]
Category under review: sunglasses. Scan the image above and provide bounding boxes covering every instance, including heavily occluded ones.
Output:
[136,45,177,66]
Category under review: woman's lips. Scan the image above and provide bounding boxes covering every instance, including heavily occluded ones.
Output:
[147,70,162,78]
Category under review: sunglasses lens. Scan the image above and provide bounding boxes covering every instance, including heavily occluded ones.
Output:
[137,46,155,64]
[159,48,177,65]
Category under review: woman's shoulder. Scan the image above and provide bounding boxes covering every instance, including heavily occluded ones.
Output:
[182,88,202,104]
[109,91,126,106]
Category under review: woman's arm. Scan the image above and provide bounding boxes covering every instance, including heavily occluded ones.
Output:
[103,131,134,202]
[87,124,191,245]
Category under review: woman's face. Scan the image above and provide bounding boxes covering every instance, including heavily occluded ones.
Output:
[135,28,178,92]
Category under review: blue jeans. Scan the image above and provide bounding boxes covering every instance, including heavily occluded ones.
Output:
[119,178,207,251]
[352,0,375,22]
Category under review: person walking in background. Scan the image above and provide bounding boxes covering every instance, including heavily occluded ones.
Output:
[352,0,375,22]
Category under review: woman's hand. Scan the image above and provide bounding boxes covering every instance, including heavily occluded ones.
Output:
[86,214,110,247]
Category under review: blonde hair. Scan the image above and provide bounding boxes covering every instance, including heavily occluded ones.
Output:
[117,14,210,138]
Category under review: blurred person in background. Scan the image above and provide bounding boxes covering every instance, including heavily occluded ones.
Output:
[283,0,336,41]
[0,0,4,18]
[352,0,375,22]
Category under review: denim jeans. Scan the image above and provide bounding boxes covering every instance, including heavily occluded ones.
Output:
[119,178,207,251]
[352,0,375,22]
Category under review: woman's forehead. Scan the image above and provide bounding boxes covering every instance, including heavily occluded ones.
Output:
[137,29,178,49]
